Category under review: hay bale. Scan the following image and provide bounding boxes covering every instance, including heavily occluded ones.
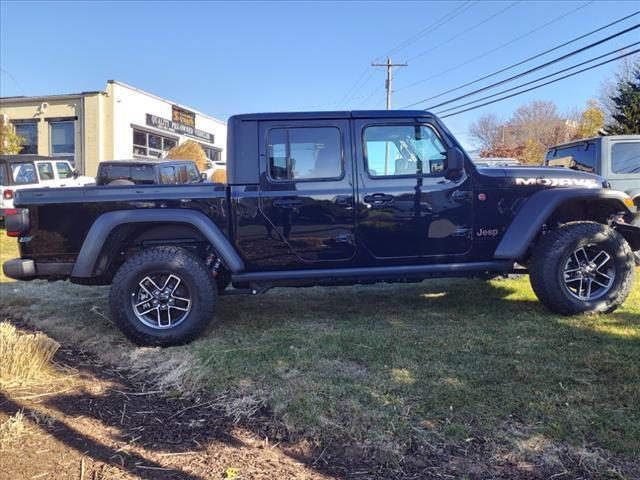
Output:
[166,140,207,171]
[0,323,60,389]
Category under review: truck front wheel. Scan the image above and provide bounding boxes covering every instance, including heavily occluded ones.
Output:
[109,246,217,346]
[529,222,636,315]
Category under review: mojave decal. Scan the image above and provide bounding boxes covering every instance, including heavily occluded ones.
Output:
[514,177,600,188]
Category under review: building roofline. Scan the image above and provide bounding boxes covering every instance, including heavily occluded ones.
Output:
[1,91,103,102]
[107,80,226,126]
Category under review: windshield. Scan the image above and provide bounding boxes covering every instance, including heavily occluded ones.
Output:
[11,162,38,185]
[545,142,596,173]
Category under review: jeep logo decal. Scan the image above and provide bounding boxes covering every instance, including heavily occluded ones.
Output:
[514,177,599,188]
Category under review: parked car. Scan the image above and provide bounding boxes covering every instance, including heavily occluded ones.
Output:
[202,159,227,180]
[3,110,639,346]
[1,155,95,227]
[545,135,640,263]
[96,159,207,186]
[472,157,521,167]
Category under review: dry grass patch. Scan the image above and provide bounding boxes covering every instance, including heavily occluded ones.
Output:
[0,411,30,449]
[0,322,60,389]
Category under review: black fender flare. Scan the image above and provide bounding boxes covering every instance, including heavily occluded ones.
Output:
[71,209,245,278]
[494,188,636,260]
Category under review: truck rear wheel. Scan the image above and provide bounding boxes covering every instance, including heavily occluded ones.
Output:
[109,246,217,346]
[529,222,635,315]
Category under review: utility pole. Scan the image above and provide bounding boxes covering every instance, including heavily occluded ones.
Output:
[371,56,408,110]
[371,56,408,174]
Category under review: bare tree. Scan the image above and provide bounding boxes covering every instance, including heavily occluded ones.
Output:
[468,113,503,151]
[599,54,640,124]
[506,100,571,147]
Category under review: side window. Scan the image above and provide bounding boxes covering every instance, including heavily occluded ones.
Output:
[130,165,155,184]
[37,162,55,180]
[159,166,177,184]
[56,162,74,179]
[177,165,189,183]
[611,142,640,174]
[267,127,342,181]
[364,125,446,177]
[186,164,200,182]
[11,163,37,184]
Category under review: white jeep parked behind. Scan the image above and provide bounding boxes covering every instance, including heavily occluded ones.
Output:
[1,155,95,227]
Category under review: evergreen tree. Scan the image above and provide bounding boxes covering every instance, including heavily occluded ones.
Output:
[604,68,640,135]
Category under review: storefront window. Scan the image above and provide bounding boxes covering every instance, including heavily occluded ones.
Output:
[201,144,222,167]
[50,121,75,161]
[132,129,177,158]
[14,122,38,154]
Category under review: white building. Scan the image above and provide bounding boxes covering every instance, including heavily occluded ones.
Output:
[0,80,227,175]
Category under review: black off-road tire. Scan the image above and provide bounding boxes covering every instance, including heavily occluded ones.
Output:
[529,221,636,315]
[109,246,217,346]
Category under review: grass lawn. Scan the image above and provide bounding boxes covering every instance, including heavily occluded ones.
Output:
[1,232,639,475]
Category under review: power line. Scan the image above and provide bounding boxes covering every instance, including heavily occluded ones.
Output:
[339,2,472,108]
[439,49,640,118]
[378,1,477,60]
[395,1,594,93]
[401,10,640,109]
[405,1,521,63]
[436,42,640,114]
[403,21,640,110]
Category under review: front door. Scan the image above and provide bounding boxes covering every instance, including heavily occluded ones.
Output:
[258,119,357,265]
[354,118,473,260]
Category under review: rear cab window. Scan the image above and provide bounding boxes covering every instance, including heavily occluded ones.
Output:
[545,142,597,173]
[99,164,132,184]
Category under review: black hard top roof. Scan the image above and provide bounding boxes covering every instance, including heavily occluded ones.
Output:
[0,155,60,163]
[98,159,197,166]
[229,110,433,122]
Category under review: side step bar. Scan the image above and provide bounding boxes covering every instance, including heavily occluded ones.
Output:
[231,261,513,287]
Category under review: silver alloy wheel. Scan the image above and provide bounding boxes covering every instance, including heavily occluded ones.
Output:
[131,273,192,329]
[563,244,615,301]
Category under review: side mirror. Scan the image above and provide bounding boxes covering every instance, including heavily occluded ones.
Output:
[72,169,79,179]
[445,147,465,180]
[200,172,208,181]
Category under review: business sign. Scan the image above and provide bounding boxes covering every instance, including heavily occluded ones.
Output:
[172,105,195,129]
[146,110,214,144]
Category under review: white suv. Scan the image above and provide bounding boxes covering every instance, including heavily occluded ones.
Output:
[1,155,95,226]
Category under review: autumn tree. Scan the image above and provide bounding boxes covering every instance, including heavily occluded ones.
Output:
[166,140,207,171]
[0,118,23,154]
[603,66,640,135]
[576,99,604,138]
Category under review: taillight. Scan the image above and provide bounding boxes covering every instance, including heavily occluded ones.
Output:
[2,189,13,199]
[5,209,29,237]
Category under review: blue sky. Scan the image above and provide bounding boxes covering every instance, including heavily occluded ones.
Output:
[1,1,637,148]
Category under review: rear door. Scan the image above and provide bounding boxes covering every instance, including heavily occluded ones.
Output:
[258,119,356,264]
[354,118,474,259]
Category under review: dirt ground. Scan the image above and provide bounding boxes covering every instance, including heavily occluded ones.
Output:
[1,320,339,480]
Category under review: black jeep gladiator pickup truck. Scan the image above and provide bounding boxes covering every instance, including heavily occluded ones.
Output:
[4,111,640,346]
